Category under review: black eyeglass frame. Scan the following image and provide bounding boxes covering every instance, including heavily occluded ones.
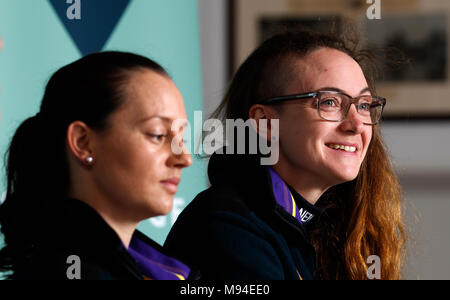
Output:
[259,90,387,125]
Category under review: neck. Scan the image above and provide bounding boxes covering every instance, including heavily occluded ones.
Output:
[272,163,331,206]
[88,200,138,249]
[68,173,139,249]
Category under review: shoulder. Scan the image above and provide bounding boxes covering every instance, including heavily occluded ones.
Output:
[164,190,287,279]
[182,185,253,219]
[169,183,275,239]
[165,183,281,256]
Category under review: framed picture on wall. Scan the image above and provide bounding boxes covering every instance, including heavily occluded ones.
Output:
[230,0,450,120]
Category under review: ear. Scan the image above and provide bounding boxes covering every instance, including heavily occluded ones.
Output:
[248,104,278,140]
[66,121,95,166]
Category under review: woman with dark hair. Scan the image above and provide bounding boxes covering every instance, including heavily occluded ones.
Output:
[164,30,406,280]
[0,51,194,280]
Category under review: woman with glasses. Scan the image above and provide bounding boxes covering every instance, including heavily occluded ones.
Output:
[165,30,406,280]
[0,52,194,280]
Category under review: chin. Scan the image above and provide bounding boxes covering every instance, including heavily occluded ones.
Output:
[139,195,173,219]
[159,205,173,216]
[331,168,360,184]
[156,196,174,215]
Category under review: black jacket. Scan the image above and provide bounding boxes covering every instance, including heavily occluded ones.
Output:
[12,198,196,280]
[164,152,320,280]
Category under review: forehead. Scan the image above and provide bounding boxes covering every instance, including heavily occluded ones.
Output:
[285,48,368,95]
[121,70,187,122]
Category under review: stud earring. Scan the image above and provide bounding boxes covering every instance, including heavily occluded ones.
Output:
[85,157,94,164]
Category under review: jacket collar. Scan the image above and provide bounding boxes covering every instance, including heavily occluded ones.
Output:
[268,167,323,227]
[128,231,190,280]
[207,149,320,240]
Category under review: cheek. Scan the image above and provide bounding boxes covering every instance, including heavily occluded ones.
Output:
[122,145,166,185]
[96,143,173,214]
[279,119,318,160]
[362,128,373,158]
[95,136,164,191]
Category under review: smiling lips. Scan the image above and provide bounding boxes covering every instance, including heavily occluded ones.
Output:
[326,143,359,153]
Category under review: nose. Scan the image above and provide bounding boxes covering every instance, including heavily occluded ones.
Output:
[177,149,193,168]
[339,104,365,134]
[169,143,193,169]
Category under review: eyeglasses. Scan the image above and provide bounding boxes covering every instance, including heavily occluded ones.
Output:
[259,90,387,125]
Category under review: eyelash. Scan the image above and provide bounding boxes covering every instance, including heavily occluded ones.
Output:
[147,133,168,142]
[147,134,188,144]
[146,133,189,148]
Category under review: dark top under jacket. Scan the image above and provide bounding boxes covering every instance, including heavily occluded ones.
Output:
[12,198,195,280]
[164,151,323,280]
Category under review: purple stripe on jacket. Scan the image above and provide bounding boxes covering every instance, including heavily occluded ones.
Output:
[127,236,190,280]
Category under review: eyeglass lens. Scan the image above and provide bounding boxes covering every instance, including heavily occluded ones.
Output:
[317,93,383,124]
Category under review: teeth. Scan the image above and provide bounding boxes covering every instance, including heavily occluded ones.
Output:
[327,144,356,153]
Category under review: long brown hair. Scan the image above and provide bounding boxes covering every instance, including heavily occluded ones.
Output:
[212,29,406,279]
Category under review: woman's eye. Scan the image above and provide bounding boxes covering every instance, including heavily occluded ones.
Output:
[321,98,338,107]
[147,133,168,142]
[359,103,370,111]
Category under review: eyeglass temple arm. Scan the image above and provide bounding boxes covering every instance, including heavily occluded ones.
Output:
[260,92,317,104]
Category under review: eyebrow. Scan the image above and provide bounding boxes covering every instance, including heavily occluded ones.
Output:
[138,116,188,128]
[139,115,171,124]
[316,87,371,95]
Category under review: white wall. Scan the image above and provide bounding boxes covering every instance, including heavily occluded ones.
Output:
[198,0,229,118]
[198,0,450,279]
[381,122,450,279]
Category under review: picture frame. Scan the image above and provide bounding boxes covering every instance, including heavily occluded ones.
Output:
[229,0,450,120]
